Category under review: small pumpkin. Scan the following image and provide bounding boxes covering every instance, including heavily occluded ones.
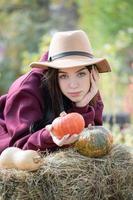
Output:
[52,112,85,139]
[74,126,113,158]
[0,147,42,171]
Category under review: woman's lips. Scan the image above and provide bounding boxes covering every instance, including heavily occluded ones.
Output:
[68,92,81,97]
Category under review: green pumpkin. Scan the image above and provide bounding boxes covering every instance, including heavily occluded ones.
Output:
[75,126,113,158]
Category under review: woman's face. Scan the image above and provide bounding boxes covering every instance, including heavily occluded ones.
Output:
[58,66,91,103]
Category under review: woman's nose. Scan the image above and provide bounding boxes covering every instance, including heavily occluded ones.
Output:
[69,78,78,88]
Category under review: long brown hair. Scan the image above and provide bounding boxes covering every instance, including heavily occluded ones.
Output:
[30,65,99,132]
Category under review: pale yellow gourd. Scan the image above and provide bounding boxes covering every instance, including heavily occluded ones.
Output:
[0,147,42,171]
[0,147,20,168]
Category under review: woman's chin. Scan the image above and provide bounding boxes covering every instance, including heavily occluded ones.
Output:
[68,96,83,103]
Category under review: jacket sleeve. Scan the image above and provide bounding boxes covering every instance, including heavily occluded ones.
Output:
[4,69,58,151]
[68,92,104,127]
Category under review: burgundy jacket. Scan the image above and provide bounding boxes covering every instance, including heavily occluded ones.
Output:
[0,68,104,153]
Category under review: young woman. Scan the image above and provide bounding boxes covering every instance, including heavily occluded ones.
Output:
[0,30,111,153]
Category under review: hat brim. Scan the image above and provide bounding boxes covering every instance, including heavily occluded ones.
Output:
[29,56,111,73]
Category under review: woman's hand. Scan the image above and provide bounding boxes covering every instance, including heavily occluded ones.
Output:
[45,116,79,147]
[76,66,100,107]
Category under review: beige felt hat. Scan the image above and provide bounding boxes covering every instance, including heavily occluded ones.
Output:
[30,30,111,73]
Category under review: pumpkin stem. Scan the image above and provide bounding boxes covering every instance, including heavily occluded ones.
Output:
[60,111,67,117]
[33,156,42,164]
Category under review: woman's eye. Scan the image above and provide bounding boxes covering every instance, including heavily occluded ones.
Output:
[78,72,86,77]
[59,74,68,79]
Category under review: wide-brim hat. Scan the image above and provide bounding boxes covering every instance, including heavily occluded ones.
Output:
[30,30,111,73]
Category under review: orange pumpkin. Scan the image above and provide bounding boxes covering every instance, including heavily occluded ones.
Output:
[75,126,113,158]
[52,112,85,139]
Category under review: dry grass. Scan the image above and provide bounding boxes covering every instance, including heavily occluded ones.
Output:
[0,144,133,200]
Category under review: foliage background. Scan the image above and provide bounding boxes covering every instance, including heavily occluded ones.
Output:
[0,0,133,117]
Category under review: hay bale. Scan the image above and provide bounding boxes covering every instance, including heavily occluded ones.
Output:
[0,144,133,200]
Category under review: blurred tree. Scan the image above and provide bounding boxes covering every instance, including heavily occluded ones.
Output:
[50,0,78,31]
[0,0,51,94]
[77,0,133,47]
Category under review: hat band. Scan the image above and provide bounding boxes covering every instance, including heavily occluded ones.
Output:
[48,51,94,62]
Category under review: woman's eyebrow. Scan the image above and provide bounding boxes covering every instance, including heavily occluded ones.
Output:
[58,70,67,74]
[76,67,87,73]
